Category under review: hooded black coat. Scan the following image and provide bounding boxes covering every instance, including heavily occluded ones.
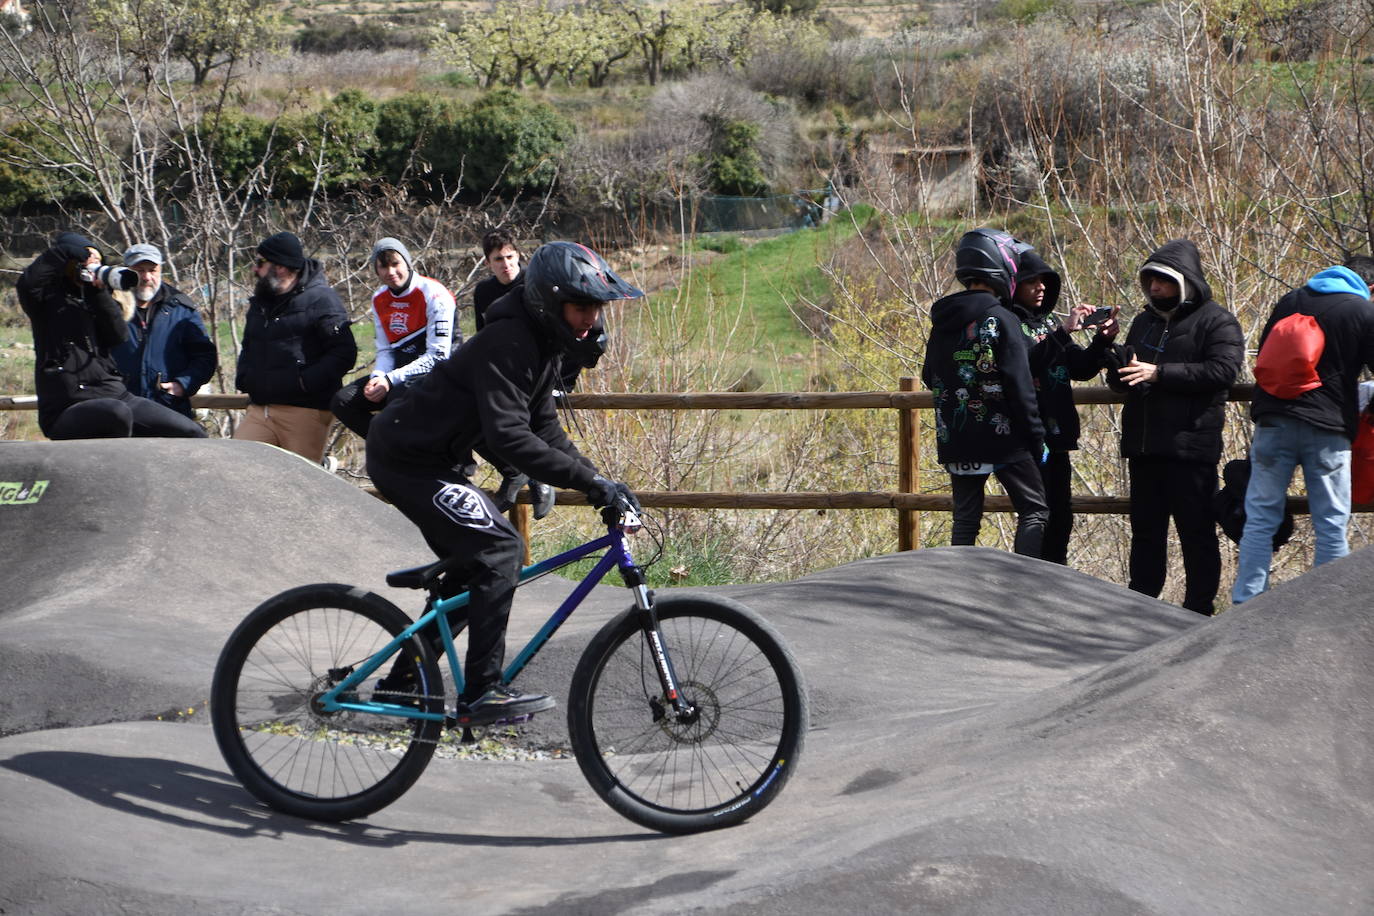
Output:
[1010,248,1115,452]
[922,288,1044,465]
[235,258,356,410]
[1106,239,1243,464]
[17,245,130,432]
[368,291,599,492]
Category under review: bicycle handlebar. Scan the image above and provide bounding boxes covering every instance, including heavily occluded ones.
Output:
[600,499,643,532]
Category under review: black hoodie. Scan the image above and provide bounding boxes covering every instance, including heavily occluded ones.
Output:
[235,258,357,410]
[1009,248,1115,452]
[1105,239,1243,463]
[922,287,1044,465]
[367,290,599,492]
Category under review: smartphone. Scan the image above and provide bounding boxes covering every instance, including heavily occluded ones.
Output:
[1082,306,1116,327]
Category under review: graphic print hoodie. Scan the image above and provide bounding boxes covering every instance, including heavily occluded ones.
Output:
[922,287,1045,466]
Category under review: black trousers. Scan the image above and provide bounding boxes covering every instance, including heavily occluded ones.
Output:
[1127,456,1220,614]
[331,375,407,439]
[45,393,206,439]
[365,438,523,700]
[1037,450,1074,565]
[949,456,1050,558]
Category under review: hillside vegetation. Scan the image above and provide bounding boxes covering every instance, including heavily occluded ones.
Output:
[3,0,1374,595]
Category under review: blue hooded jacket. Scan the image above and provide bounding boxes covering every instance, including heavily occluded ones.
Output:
[1250,265,1374,440]
[112,283,218,418]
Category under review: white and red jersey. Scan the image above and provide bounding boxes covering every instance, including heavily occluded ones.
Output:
[370,274,458,386]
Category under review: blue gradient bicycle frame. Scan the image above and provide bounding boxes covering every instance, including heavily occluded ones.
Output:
[315,510,681,722]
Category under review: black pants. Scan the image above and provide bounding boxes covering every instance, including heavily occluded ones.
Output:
[331,376,406,439]
[366,437,523,700]
[949,456,1049,558]
[45,393,206,439]
[1037,450,1074,565]
[1127,456,1220,614]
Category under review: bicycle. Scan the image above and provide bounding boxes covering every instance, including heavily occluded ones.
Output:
[209,502,809,835]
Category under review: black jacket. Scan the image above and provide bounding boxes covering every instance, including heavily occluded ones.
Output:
[1250,269,1374,442]
[235,259,356,410]
[17,246,130,432]
[1106,240,1243,463]
[112,283,218,418]
[368,292,599,491]
[473,275,522,331]
[922,288,1044,465]
[1010,248,1114,452]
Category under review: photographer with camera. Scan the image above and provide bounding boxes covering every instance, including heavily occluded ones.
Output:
[17,231,207,439]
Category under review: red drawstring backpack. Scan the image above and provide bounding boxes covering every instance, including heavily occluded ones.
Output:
[1254,313,1325,399]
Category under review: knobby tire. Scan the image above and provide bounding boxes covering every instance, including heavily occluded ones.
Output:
[210,583,443,822]
[566,594,808,834]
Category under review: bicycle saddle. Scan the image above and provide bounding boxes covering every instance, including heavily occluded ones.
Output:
[386,556,465,591]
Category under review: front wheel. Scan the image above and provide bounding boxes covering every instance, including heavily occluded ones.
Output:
[566,594,808,834]
[210,583,443,822]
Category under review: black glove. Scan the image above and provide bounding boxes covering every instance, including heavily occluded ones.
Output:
[585,475,640,512]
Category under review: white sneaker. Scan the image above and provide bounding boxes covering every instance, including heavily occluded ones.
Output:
[321,456,340,473]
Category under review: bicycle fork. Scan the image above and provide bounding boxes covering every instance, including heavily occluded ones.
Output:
[624,566,697,723]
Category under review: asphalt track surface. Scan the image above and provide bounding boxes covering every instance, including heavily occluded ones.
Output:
[1,439,1371,914]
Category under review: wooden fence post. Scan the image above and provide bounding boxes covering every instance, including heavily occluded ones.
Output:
[511,504,531,563]
[898,376,920,550]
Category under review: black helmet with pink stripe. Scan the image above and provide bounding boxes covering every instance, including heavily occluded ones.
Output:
[954,228,1030,304]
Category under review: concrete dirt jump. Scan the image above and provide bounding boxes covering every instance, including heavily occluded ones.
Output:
[1,439,1371,914]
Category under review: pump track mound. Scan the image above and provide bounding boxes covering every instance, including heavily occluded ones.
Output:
[1,439,1371,915]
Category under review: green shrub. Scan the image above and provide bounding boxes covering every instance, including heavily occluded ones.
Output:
[201,108,274,188]
[701,117,771,196]
[0,122,85,210]
[446,89,574,195]
[375,92,465,190]
[278,89,380,195]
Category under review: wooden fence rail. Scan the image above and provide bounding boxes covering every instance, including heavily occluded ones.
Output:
[7,381,1342,552]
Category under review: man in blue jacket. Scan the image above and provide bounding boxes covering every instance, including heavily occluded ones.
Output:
[112,243,217,420]
[233,231,357,462]
[1232,255,1374,604]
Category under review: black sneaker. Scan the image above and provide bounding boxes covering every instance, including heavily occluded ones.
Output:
[528,480,556,520]
[451,685,555,726]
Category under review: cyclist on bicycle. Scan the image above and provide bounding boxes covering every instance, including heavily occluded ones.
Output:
[366,241,643,724]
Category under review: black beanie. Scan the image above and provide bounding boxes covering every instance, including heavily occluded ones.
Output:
[258,231,306,270]
[54,231,96,262]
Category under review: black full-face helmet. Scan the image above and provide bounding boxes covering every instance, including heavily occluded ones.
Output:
[522,241,643,351]
[954,228,1029,304]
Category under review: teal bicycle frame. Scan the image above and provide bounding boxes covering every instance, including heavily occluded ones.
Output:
[314,511,680,722]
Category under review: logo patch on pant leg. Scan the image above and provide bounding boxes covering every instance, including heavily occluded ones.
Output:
[433,482,495,528]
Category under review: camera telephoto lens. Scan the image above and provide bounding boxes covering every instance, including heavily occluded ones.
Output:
[94,264,138,290]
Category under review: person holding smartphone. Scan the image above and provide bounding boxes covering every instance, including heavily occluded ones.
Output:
[1009,246,1121,565]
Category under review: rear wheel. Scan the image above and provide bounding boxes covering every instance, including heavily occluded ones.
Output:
[566,594,808,834]
[210,584,443,821]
